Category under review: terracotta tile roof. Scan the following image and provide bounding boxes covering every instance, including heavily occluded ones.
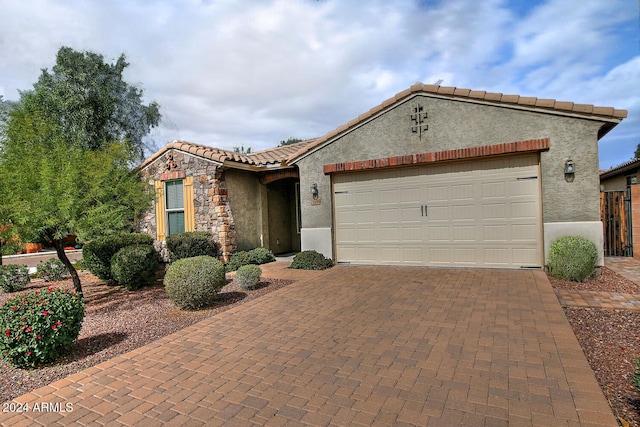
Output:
[286,83,628,163]
[138,139,318,171]
[139,83,627,172]
[600,158,640,179]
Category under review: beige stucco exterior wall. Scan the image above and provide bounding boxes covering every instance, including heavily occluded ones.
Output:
[600,175,629,192]
[225,169,263,251]
[296,94,608,261]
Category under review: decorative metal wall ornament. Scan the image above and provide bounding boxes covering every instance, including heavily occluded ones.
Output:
[410,103,428,138]
[165,153,179,170]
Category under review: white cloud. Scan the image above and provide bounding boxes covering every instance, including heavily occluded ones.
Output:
[0,0,637,166]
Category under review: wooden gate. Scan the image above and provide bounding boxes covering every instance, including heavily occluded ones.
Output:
[601,189,633,256]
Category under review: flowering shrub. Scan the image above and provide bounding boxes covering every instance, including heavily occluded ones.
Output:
[235,264,262,290]
[0,287,84,368]
[164,256,226,310]
[36,258,70,282]
[0,264,30,293]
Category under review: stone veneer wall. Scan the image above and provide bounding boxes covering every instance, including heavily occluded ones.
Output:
[138,150,236,263]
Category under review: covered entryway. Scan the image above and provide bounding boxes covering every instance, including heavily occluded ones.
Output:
[333,153,542,268]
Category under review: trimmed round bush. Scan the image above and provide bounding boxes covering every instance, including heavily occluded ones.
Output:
[166,231,218,261]
[226,251,251,272]
[83,233,154,281]
[37,258,70,282]
[0,264,29,293]
[289,250,334,270]
[247,248,275,265]
[111,245,159,290]
[164,256,226,310]
[236,265,262,290]
[547,235,598,281]
[0,287,84,368]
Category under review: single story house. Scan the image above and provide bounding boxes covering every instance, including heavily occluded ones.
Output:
[138,83,627,268]
[600,159,640,258]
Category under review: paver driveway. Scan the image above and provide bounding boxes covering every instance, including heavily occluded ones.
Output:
[1,264,615,426]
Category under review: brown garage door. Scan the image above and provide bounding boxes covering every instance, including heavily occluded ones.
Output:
[333,154,542,268]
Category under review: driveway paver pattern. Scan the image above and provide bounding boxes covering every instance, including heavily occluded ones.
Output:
[1,264,616,426]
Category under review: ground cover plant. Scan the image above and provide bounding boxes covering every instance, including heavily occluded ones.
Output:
[36,258,70,282]
[0,264,29,293]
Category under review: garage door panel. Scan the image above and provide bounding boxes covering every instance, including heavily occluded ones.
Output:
[483,224,507,241]
[453,225,477,241]
[334,154,541,268]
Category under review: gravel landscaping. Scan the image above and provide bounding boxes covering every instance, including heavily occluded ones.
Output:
[0,270,293,404]
[2,265,640,425]
[549,267,640,427]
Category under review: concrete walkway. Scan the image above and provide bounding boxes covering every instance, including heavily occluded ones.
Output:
[1,263,616,426]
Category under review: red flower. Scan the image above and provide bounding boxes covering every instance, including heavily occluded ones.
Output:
[47,286,55,292]
[35,290,40,295]
[26,351,31,355]
[11,306,17,311]
[52,324,57,330]
[36,335,41,340]
[4,330,10,337]
[26,327,32,333]
[42,310,48,316]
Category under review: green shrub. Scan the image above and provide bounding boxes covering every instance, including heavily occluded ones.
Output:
[236,265,262,290]
[289,250,334,270]
[0,265,30,293]
[164,256,226,310]
[547,235,598,281]
[226,251,251,272]
[37,258,70,282]
[226,248,276,272]
[0,287,84,368]
[110,245,159,290]
[166,231,218,261]
[83,233,154,281]
[247,248,276,265]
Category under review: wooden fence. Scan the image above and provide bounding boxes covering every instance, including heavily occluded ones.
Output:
[601,189,632,257]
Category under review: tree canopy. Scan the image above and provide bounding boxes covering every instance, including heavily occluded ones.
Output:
[19,46,160,160]
[0,47,159,292]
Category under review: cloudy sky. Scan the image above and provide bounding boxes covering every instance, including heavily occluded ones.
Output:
[0,0,637,169]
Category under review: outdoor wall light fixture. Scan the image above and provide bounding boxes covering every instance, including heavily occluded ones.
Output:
[564,159,575,175]
[311,183,319,199]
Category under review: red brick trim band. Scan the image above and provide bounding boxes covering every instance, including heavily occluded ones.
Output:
[259,169,299,184]
[323,138,550,174]
[160,170,187,181]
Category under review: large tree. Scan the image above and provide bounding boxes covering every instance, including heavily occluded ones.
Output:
[0,47,159,292]
[21,46,160,160]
